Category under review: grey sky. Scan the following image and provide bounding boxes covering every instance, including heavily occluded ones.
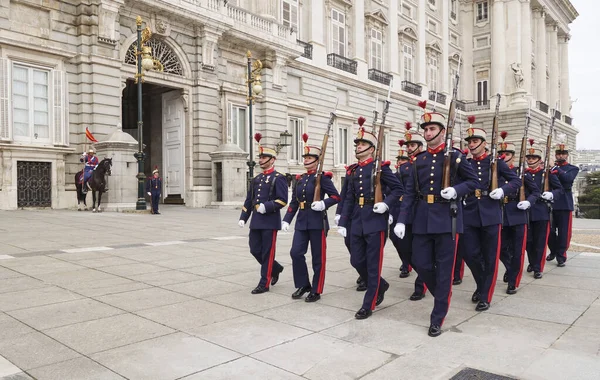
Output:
[569,0,600,150]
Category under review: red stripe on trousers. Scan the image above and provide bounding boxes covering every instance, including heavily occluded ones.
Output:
[265,230,277,288]
[488,225,502,303]
[515,225,528,288]
[317,230,327,294]
[370,231,385,310]
[566,212,573,257]
[540,221,550,272]
[442,234,459,327]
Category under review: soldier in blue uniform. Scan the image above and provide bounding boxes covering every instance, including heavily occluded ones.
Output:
[282,134,341,302]
[338,125,403,320]
[146,167,162,215]
[388,127,428,301]
[395,107,479,337]
[452,136,468,286]
[80,148,99,193]
[524,141,563,278]
[497,136,540,294]
[459,125,521,312]
[547,143,579,267]
[238,134,288,294]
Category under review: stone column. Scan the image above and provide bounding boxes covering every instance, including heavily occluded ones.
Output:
[352,0,367,78]
[462,1,475,101]
[441,0,449,97]
[417,0,427,89]
[491,0,506,101]
[547,22,559,110]
[308,0,326,66]
[534,8,547,103]
[559,34,570,116]
[506,0,527,105]
[521,0,532,97]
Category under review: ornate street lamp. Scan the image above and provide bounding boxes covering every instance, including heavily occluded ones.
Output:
[276,130,293,153]
[133,16,161,210]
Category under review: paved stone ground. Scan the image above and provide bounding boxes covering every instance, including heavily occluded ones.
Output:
[0,206,599,380]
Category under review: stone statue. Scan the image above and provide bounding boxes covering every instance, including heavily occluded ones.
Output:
[510,63,524,89]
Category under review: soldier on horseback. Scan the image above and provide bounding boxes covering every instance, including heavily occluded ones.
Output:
[80,148,99,194]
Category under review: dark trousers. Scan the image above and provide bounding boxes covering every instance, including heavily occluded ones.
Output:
[412,233,458,326]
[350,230,388,311]
[454,250,465,282]
[249,229,283,288]
[460,224,501,303]
[527,220,550,272]
[548,210,573,264]
[500,224,527,287]
[390,224,426,294]
[290,229,327,294]
[151,193,160,213]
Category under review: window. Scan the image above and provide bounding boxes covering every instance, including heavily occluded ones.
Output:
[288,116,304,163]
[335,124,349,166]
[428,19,438,34]
[282,0,299,33]
[403,44,414,82]
[229,104,247,152]
[370,28,383,70]
[450,33,459,46]
[476,1,488,23]
[451,0,457,20]
[476,70,489,105]
[331,8,346,56]
[474,35,490,48]
[401,3,413,19]
[428,55,439,91]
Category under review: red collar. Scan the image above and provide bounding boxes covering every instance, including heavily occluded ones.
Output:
[508,164,514,169]
[427,143,445,154]
[306,169,316,175]
[263,167,275,175]
[556,161,568,166]
[472,152,488,161]
[526,166,543,174]
[358,157,374,167]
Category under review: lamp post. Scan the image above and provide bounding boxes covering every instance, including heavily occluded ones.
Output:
[246,51,263,188]
[134,16,158,210]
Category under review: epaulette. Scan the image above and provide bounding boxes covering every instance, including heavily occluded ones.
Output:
[346,163,358,175]
[295,174,302,180]
[324,171,333,178]
[382,160,391,167]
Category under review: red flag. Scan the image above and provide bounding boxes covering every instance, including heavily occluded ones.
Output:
[85,127,98,143]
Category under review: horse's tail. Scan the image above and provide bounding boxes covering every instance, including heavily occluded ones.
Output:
[75,171,84,201]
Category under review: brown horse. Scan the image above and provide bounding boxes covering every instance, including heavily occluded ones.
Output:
[75,158,112,212]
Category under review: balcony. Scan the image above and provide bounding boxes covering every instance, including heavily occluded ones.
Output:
[552,109,562,120]
[428,91,447,105]
[401,81,422,96]
[327,53,357,75]
[368,69,392,85]
[564,115,573,125]
[536,101,549,114]
[297,40,313,59]
[455,100,466,111]
[464,100,490,112]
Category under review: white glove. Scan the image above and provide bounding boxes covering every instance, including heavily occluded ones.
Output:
[394,223,406,239]
[334,214,341,226]
[517,200,531,210]
[311,200,326,212]
[238,220,245,228]
[489,188,504,200]
[282,221,290,232]
[338,227,347,238]
[441,187,457,200]
[542,192,554,201]
[257,203,266,214]
[388,215,393,225]
[147,192,151,196]
[373,202,389,214]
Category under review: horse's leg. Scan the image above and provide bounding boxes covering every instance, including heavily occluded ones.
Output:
[97,191,103,212]
[92,191,97,213]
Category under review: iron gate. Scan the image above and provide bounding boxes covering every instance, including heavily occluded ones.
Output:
[17,161,52,208]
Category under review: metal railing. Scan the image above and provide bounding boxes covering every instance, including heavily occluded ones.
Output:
[564,115,573,125]
[536,101,549,113]
[464,100,490,112]
[401,80,422,96]
[297,40,313,59]
[428,91,447,105]
[368,69,392,85]
[327,53,357,74]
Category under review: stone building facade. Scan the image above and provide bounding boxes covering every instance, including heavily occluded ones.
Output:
[0,0,578,210]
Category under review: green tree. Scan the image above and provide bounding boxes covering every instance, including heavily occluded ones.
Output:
[578,172,600,218]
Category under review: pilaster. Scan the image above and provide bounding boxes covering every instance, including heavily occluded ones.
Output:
[417,0,426,88]
[547,22,559,109]
[441,0,449,96]
[559,34,571,116]
[521,0,532,98]
[533,7,547,103]
[491,0,506,100]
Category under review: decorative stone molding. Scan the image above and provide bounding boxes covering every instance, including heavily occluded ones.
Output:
[198,25,223,70]
[98,0,124,44]
[266,51,287,88]
[151,15,171,37]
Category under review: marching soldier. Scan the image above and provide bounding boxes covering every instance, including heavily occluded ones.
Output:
[547,143,579,267]
[282,134,341,302]
[525,140,562,278]
[459,120,520,312]
[452,136,467,286]
[338,124,403,320]
[388,125,427,301]
[239,133,287,294]
[497,134,540,294]
[146,166,163,215]
[395,104,478,337]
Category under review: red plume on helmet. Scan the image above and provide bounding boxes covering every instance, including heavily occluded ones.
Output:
[398,139,405,147]
[500,131,508,141]
[357,116,367,126]
[467,115,476,124]
[529,138,535,146]
[405,121,413,130]
[302,133,309,143]
[254,133,262,142]
[418,100,427,109]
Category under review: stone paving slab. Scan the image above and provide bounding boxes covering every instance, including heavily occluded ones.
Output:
[0,207,599,379]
